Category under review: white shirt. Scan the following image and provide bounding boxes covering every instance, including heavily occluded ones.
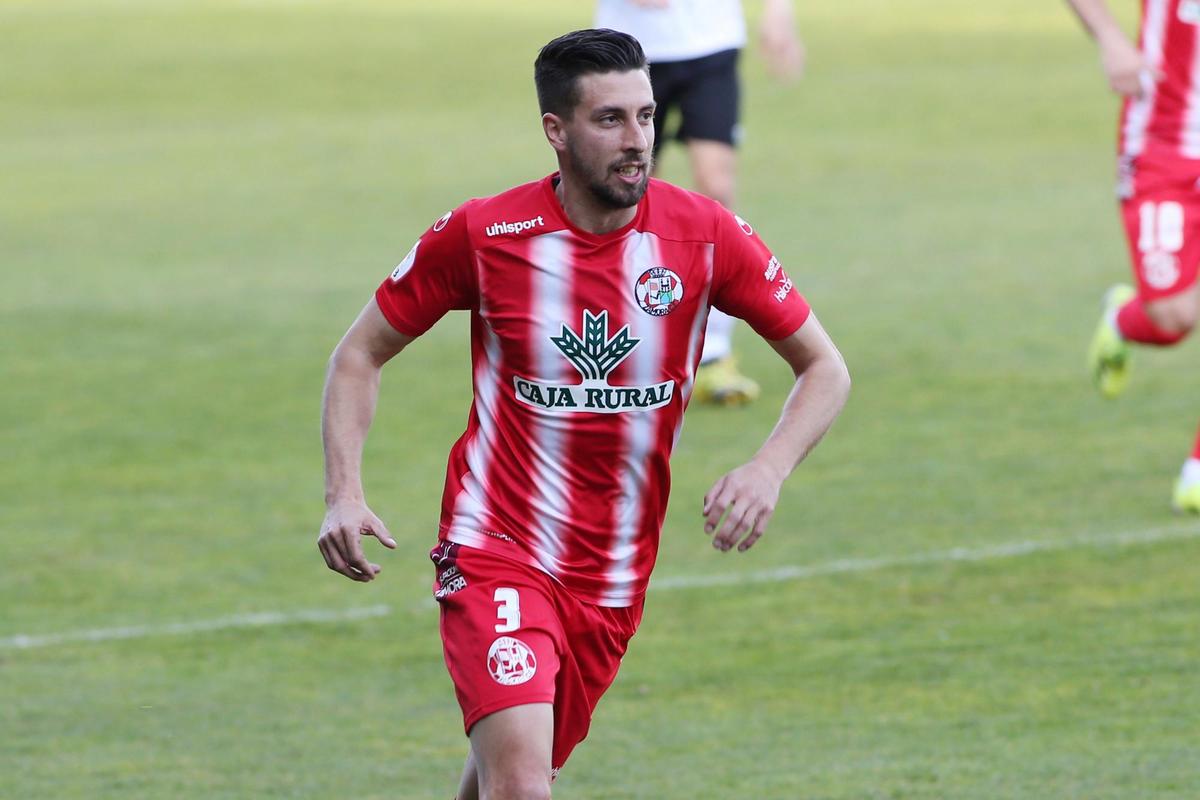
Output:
[595,0,747,63]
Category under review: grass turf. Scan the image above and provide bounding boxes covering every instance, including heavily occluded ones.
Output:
[2,0,1197,797]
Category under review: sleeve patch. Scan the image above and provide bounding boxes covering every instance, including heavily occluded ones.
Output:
[390,240,420,282]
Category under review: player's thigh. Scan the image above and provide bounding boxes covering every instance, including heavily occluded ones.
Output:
[676,49,741,147]
[469,703,554,799]
[433,543,564,735]
[1120,189,1200,301]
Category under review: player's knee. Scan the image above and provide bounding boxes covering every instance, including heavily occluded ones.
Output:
[1145,295,1199,336]
[479,773,552,800]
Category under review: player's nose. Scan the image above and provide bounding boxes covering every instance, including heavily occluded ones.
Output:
[623,121,649,154]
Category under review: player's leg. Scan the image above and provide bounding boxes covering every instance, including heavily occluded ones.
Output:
[676,49,760,404]
[688,139,737,209]
[431,542,563,800]
[1089,185,1199,396]
[453,748,479,800]
[468,704,554,800]
[1174,422,1200,513]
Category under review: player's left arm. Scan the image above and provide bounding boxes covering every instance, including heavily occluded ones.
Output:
[703,312,849,552]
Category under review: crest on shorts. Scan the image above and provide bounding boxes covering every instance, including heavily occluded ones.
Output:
[487,636,538,686]
[634,267,684,317]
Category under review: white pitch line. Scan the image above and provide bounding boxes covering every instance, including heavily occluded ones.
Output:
[0,604,392,651]
[649,522,1200,591]
[3,523,1197,652]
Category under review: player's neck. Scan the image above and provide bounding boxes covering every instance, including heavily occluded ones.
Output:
[554,175,638,235]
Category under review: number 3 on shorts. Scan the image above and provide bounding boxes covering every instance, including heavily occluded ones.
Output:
[494,587,521,633]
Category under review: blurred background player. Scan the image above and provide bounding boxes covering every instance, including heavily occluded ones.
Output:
[1068,0,1200,512]
[596,0,804,405]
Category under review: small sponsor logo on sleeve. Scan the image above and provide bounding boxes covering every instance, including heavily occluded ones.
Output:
[764,256,782,282]
[773,277,794,303]
[390,240,420,282]
[734,214,754,236]
[432,210,453,232]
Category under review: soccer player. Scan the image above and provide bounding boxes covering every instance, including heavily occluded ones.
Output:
[318,29,849,800]
[1068,0,1200,512]
[595,0,804,406]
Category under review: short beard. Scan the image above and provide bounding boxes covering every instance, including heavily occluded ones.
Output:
[566,142,652,210]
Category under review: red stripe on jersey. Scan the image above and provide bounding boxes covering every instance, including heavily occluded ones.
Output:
[380,175,810,606]
[1121,0,1200,164]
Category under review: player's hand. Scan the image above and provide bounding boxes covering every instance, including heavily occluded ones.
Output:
[759,22,805,82]
[1099,32,1159,98]
[317,499,396,582]
[702,459,785,553]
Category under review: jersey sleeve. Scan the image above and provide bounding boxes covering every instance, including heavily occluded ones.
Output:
[374,205,477,337]
[710,211,811,340]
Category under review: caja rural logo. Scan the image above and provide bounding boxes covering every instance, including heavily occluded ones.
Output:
[512,310,674,414]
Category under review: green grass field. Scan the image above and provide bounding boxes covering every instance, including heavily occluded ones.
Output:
[3,1,1199,797]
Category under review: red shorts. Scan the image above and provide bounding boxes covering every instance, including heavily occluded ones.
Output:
[430,541,643,772]
[1120,159,1200,300]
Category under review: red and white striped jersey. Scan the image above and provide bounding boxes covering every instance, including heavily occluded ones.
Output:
[1120,0,1200,164]
[376,174,810,607]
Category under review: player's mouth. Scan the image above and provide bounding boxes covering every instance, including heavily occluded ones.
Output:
[613,163,646,185]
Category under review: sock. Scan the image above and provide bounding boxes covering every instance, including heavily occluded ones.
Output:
[700,308,737,364]
[1180,455,1200,485]
[1115,298,1187,345]
[1192,422,1200,462]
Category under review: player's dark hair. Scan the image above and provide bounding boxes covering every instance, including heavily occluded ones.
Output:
[534,29,648,118]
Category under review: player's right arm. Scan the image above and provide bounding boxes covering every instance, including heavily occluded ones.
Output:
[1064,0,1159,97]
[318,298,410,582]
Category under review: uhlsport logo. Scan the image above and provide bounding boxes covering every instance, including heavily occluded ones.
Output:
[513,309,674,414]
[432,210,452,232]
[487,636,537,686]
[634,267,684,317]
[485,216,545,237]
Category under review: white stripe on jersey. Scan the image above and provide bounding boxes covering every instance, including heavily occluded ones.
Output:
[1124,0,1170,158]
[1183,22,1200,157]
[523,232,574,573]
[603,232,665,604]
[449,296,504,545]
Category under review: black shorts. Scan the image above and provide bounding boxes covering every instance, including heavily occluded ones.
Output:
[648,48,741,154]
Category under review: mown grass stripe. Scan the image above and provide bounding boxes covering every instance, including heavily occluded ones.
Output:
[4,523,1196,651]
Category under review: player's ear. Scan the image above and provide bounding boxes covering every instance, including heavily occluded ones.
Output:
[542,112,568,153]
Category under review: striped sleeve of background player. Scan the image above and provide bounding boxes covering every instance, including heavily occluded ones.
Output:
[374,203,478,337]
[709,210,811,340]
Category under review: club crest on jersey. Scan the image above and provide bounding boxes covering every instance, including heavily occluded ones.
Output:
[634,267,684,317]
[487,636,537,686]
[512,309,674,414]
